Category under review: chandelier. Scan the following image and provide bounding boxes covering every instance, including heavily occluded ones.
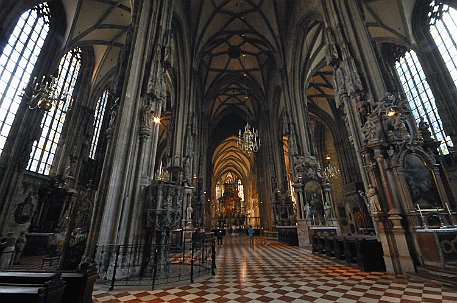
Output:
[237,123,260,154]
[323,156,340,180]
[21,75,67,111]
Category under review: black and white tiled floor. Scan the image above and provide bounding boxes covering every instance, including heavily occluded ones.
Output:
[93,236,457,302]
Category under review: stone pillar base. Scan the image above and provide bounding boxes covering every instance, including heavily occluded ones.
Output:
[297,219,311,248]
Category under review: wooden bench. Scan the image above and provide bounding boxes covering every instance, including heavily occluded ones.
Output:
[324,236,335,257]
[41,257,61,269]
[312,235,386,272]
[0,275,66,303]
[356,237,386,271]
[0,268,98,303]
[343,237,358,263]
[0,272,61,284]
[0,284,47,303]
[333,237,345,260]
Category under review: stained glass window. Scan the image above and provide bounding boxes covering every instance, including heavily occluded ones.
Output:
[429,1,457,85]
[27,48,82,174]
[395,49,453,155]
[0,3,50,155]
[89,89,109,159]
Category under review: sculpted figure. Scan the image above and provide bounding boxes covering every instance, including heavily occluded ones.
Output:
[186,205,193,220]
[367,184,382,213]
[362,119,377,143]
[418,116,432,141]
[393,114,410,141]
[304,203,310,220]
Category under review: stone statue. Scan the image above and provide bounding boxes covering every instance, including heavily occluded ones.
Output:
[140,102,153,128]
[324,202,331,219]
[186,205,193,220]
[367,184,382,213]
[418,116,432,141]
[325,27,339,67]
[393,114,410,141]
[164,195,172,209]
[362,119,377,143]
[304,203,310,220]
[108,99,119,128]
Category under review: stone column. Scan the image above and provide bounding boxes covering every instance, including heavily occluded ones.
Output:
[87,0,174,255]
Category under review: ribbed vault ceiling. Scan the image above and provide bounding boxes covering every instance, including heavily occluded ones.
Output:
[212,137,253,183]
[194,0,284,123]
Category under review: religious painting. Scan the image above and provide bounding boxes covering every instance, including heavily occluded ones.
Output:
[404,154,441,209]
[304,181,324,220]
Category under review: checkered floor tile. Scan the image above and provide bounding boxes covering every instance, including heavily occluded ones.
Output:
[92,236,457,302]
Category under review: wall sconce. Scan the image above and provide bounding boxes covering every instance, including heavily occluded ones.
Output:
[386,106,403,117]
[153,116,161,124]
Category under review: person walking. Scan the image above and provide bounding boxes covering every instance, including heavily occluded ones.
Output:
[216,228,224,246]
[248,225,254,246]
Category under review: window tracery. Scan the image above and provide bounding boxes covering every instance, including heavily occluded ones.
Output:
[428,1,457,86]
[0,3,50,154]
[395,49,453,155]
[27,48,82,174]
[89,89,109,159]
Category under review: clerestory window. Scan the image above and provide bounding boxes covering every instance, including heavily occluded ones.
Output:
[27,48,82,174]
[395,49,453,155]
[89,89,109,159]
[429,1,457,86]
[0,3,50,155]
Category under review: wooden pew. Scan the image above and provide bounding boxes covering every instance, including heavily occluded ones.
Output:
[356,237,386,272]
[0,284,47,303]
[333,237,345,260]
[0,273,66,303]
[0,269,98,303]
[60,271,98,303]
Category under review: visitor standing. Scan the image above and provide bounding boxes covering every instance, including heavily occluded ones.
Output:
[216,228,224,246]
[248,225,254,246]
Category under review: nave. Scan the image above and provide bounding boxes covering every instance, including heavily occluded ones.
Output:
[93,236,457,303]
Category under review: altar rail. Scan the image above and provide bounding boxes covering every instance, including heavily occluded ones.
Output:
[95,235,216,290]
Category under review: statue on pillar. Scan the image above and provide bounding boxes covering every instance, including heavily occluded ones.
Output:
[186,205,193,221]
[324,202,332,219]
[393,114,410,142]
[418,116,432,142]
[304,202,310,220]
[367,184,382,213]
[362,119,378,143]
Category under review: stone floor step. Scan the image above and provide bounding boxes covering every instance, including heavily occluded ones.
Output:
[416,266,457,288]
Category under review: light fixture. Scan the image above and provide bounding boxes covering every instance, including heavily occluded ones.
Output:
[236,10,260,155]
[386,105,403,117]
[153,116,161,124]
[323,163,340,180]
[22,75,67,111]
[238,122,260,154]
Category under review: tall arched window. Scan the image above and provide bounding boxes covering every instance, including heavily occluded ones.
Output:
[395,49,453,155]
[0,3,50,155]
[27,48,82,174]
[429,1,457,85]
[89,89,109,159]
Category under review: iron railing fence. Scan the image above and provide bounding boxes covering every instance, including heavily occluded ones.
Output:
[95,234,216,290]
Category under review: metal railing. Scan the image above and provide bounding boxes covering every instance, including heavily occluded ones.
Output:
[95,234,216,290]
